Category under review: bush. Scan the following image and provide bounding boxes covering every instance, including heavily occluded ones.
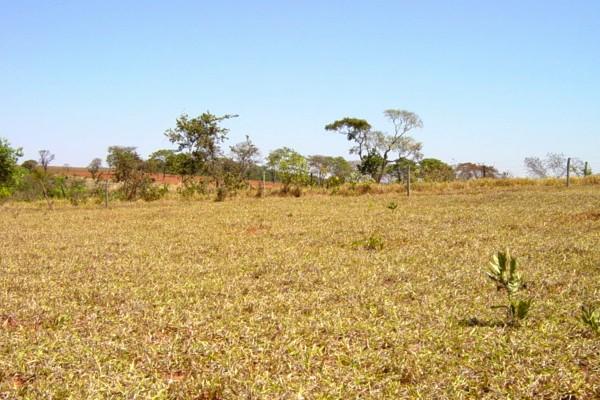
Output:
[177,178,207,199]
[581,304,600,334]
[215,186,227,202]
[485,249,532,326]
[353,233,384,251]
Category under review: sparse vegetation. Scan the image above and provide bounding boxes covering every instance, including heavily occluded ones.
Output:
[1,185,599,397]
[581,304,600,335]
[485,249,532,326]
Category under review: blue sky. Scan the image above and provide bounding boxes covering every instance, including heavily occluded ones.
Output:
[1,1,599,175]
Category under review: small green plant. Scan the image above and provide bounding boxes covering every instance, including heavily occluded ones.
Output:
[387,201,398,210]
[581,304,600,334]
[353,233,384,251]
[486,249,531,326]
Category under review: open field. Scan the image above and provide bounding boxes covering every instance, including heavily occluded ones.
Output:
[1,186,599,398]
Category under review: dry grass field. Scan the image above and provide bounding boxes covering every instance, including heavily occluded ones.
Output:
[1,186,599,398]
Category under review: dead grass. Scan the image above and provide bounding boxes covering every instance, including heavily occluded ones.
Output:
[1,186,599,398]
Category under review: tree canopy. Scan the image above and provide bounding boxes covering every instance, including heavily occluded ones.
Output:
[326,109,423,183]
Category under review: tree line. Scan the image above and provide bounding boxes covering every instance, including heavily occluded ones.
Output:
[0,109,594,202]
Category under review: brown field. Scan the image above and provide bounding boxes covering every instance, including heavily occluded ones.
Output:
[1,185,599,398]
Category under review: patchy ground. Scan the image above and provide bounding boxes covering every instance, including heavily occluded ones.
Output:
[1,186,599,398]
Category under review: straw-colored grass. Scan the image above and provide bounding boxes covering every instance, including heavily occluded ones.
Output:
[1,185,599,398]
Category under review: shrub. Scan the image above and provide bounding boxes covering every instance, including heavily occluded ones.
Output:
[215,186,227,202]
[581,304,600,334]
[485,249,532,326]
[353,233,384,251]
[178,178,207,199]
[141,183,168,202]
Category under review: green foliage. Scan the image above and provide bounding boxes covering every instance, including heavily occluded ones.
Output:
[21,160,39,171]
[0,138,24,197]
[387,158,418,183]
[581,304,600,334]
[386,201,398,210]
[486,249,532,325]
[358,151,385,180]
[419,158,455,182]
[164,112,237,181]
[353,233,384,251]
[510,299,533,321]
[324,118,372,142]
[147,149,183,176]
[215,186,228,202]
[177,178,208,199]
[486,250,524,295]
[106,146,144,183]
[583,163,592,177]
[230,135,260,180]
[86,158,103,181]
[456,162,501,180]
[326,110,423,183]
[267,147,309,189]
[308,155,354,185]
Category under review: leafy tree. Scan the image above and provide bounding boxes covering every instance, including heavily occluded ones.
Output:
[0,138,23,197]
[21,160,39,171]
[147,149,178,177]
[38,150,55,173]
[267,147,309,189]
[106,146,162,201]
[308,155,331,184]
[357,151,385,180]
[330,157,354,180]
[455,162,500,179]
[230,135,260,180]
[308,155,355,185]
[387,157,418,183]
[326,109,423,183]
[106,146,144,182]
[419,158,454,182]
[87,158,103,181]
[324,117,372,159]
[169,152,195,178]
[164,112,238,184]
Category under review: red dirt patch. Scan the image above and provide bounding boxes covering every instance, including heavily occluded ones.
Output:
[48,166,279,189]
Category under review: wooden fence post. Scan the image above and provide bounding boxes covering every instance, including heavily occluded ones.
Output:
[406,164,411,197]
[104,180,109,208]
[566,158,571,187]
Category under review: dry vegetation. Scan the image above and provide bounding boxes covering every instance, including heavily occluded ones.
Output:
[1,185,599,398]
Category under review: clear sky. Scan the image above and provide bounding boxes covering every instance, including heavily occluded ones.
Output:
[1,1,599,175]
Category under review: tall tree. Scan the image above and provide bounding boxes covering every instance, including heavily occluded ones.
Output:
[329,157,354,181]
[419,158,455,182]
[267,147,309,189]
[524,153,585,178]
[308,155,332,184]
[455,162,500,179]
[324,118,372,160]
[326,109,423,183]
[87,158,103,181]
[230,135,260,180]
[106,146,144,182]
[165,112,238,184]
[147,149,178,177]
[38,150,55,173]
